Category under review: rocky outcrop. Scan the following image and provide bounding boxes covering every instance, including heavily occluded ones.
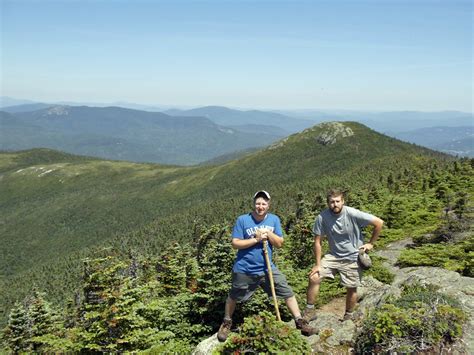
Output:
[192,334,220,355]
[315,122,354,145]
[267,122,355,150]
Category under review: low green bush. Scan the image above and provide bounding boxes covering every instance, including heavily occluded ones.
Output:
[398,238,474,276]
[214,310,311,354]
[355,284,466,353]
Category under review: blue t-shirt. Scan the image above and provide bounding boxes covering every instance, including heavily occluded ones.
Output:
[232,213,283,275]
[313,206,375,261]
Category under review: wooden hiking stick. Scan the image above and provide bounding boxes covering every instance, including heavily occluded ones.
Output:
[263,239,281,321]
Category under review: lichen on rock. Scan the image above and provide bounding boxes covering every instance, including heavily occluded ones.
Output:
[316,122,354,145]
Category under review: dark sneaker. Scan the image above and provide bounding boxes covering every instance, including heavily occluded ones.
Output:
[341,311,355,322]
[295,318,318,336]
[217,318,232,342]
[302,307,318,322]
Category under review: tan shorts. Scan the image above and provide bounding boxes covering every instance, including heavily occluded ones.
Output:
[319,254,361,288]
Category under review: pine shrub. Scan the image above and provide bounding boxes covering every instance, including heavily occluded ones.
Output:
[398,238,474,276]
[355,284,466,353]
[2,302,29,352]
[215,310,311,354]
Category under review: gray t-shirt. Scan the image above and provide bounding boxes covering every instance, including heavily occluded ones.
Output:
[313,206,375,261]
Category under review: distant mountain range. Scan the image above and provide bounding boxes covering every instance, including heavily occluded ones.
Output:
[278,109,473,133]
[0,96,169,112]
[1,97,472,160]
[0,106,284,165]
[0,96,38,107]
[392,126,474,157]
[164,106,317,133]
[355,111,473,135]
[1,102,53,113]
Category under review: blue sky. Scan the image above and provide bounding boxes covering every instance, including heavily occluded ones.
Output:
[1,0,472,111]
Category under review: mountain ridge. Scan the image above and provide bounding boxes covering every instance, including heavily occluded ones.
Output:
[3,97,472,158]
[164,105,317,133]
[1,105,283,165]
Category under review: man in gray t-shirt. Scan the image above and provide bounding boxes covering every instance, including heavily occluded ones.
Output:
[303,189,384,322]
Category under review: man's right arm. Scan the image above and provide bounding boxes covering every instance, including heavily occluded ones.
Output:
[309,235,322,277]
[231,216,252,249]
[231,236,259,249]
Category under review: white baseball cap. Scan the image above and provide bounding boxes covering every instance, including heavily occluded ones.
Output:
[253,190,271,200]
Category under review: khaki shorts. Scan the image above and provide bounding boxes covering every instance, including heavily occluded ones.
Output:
[319,254,362,288]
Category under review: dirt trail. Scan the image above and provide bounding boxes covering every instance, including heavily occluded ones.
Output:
[319,297,346,317]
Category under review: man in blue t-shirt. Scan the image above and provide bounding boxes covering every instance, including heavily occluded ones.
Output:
[303,189,384,323]
[217,190,317,342]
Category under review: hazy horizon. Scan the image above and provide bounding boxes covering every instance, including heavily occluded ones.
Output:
[2,95,473,114]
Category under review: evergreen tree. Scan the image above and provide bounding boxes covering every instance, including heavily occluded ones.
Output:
[78,254,177,351]
[2,291,65,352]
[385,198,404,229]
[285,220,315,269]
[295,192,307,220]
[387,173,394,189]
[192,219,203,246]
[347,190,365,209]
[27,291,56,351]
[367,186,380,202]
[435,183,450,203]
[311,194,325,213]
[422,178,428,192]
[2,301,30,352]
[453,160,461,173]
[429,170,439,188]
[191,224,234,330]
[155,243,189,296]
[453,192,468,219]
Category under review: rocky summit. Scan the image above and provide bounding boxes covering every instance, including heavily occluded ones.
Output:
[315,122,355,145]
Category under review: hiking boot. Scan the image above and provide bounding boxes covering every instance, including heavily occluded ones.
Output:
[302,307,318,322]
[295,317,318,336]
[341,311,355,322]
[217,318,232,342]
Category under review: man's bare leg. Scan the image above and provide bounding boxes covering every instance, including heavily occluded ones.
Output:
[224,296,236,319]
[345,287,357,313]
[284,295,301,318]
[307,274,322,305]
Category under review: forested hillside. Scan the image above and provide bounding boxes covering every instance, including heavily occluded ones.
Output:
[0,106,282,165]
[1,122,472,352]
